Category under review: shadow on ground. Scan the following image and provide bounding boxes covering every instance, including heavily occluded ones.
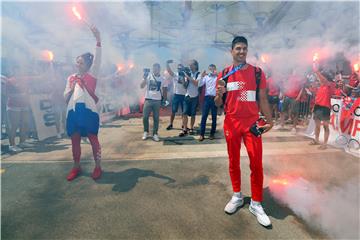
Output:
[100,124,122,128]
[96,168,176,192]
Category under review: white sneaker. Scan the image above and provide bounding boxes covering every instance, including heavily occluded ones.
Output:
[290,128,297,134]
[273,125,283,130]
[9,145,22,152]
[56,133,62,139]
[152,134,160,142]
[249,200,271,227]
[142,132,148,140]
[224,195,244,214]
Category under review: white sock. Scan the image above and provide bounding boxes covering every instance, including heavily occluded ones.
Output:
[251,199,261,206]
[233,192,242,198]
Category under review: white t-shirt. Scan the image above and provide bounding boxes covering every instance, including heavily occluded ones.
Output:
[172,73,187,96]
[144,74,165,101]
[185,71,200,98]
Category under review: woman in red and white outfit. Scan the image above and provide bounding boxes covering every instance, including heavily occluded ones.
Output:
[64,25,102,181]
[215,36,273,227]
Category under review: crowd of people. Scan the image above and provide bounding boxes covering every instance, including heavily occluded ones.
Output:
[1,59,71,152]
[2,37,359,153]
[139,57,360,147]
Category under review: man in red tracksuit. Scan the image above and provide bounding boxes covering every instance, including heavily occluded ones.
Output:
[215,36,273,227]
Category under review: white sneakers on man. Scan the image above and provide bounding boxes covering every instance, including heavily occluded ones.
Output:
[9,145,23,153]
[224,194,271,227]
[142,132,148,140]
[224,193,244,214]
[152,134,160,142]
[142,133,160,142]
[249,199,272,227]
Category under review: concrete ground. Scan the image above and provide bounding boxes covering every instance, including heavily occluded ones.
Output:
[1,114,359,239]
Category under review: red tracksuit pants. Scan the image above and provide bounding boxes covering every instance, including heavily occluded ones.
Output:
[71,133,101,163]
[223,116,263,202]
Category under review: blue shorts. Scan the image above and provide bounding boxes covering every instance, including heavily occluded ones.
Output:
[172,94,185,114]
[184,96,198,117]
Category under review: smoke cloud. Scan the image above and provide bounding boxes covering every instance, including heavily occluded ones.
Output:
[269,176,359,239]
[1,1,359,107]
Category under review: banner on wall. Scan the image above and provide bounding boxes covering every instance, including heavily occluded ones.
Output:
[303,98,360,157]
[29,94,60,140]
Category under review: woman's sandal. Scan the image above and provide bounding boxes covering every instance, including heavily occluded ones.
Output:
[309,140,320,145]
[318,144,327,150]
[179,129,188,137]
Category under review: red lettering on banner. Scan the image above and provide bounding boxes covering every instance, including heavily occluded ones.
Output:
[340,118,353,135]
[352,119,360,137]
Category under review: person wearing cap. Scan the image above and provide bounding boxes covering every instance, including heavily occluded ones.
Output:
[64,25,102,181]
[215,36,273,227]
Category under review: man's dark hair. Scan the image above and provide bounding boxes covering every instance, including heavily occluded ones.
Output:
[209,64,216,68]
[232,36,248,49]
[190,59,199,71]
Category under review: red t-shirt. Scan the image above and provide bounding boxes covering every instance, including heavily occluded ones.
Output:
[284,75,302,99]
[267,77,280,96]
[315,82,335,108]
[333,88,343,97]
[217,64,266,120]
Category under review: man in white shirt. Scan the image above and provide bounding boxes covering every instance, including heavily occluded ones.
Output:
[165,60,187,130]
[198,64,218,141]
[179,59,200,137]
[140,63,167,142]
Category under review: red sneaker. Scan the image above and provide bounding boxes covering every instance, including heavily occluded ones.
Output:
[67,167,81,181]
[92,166,102,180]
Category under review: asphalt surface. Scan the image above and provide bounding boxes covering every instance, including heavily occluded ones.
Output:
[1,115,359,239]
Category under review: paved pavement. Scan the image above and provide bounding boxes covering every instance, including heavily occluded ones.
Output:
[1,115,359,239]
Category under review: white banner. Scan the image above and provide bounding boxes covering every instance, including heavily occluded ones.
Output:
[29,94,58,140]
[304,98,360,157]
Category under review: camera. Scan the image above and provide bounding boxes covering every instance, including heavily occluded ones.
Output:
[143,68,150,78]
[178,66,191,78]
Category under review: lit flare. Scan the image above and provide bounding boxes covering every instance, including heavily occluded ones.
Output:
[354,63,359,72]
[42,50,54,61]
[272,179,289,185]
[72,6,82,20]
[313,52,319,62]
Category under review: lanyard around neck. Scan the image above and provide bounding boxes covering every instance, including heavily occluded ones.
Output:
[220,63,246,80]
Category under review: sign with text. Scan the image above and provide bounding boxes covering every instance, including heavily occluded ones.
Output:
[29,94,58,140]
